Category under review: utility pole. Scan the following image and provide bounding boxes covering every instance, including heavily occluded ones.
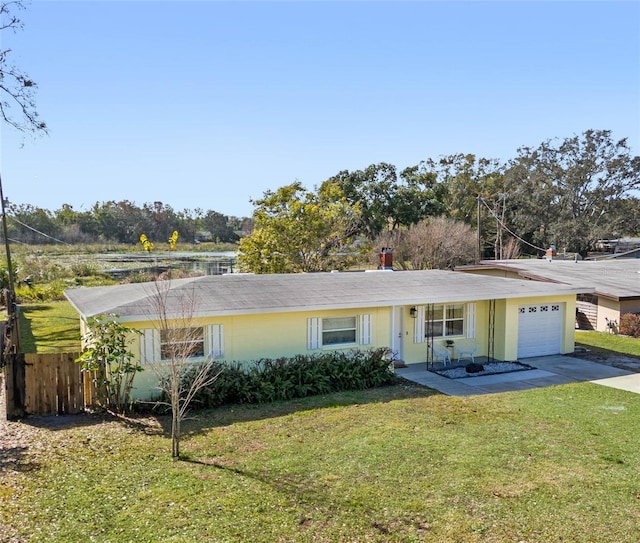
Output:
[0,174,16,296]
[476,194,481,264]
[0,172,24,419]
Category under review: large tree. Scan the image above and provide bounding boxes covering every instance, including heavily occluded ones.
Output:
[373,217,476,270]
[505,129,640,258]
[0,1,46,133]
[324,163,398,239]
[413,154,508,259]
[323,162,447,240]
[201,210,239,243]
[395,165,447,227]
[237,181,361,273]
[6,203,60,243]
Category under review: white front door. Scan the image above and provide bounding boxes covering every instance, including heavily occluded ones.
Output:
[392,306,404,361]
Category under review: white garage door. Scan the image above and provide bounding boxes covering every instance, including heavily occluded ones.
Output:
[517,303,564,358]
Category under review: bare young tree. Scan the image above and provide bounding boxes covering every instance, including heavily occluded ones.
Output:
[1,1,46,133]
[374,217,476,270]
[501,237,521,260]
[144,279,220,458]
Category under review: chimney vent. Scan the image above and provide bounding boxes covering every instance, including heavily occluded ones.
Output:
[379,247,393,270]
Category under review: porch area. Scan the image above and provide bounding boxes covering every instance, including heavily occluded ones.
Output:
[395,354,638,396]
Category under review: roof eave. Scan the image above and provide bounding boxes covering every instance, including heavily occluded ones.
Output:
[113,287,592,323]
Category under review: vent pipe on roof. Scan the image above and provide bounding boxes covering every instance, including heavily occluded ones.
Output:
[545,245,557,262]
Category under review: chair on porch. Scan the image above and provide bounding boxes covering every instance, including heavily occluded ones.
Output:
[431,342,452,366]
[456,339,478,364]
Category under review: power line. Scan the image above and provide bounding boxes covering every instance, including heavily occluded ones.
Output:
[479,197,547,253]
[7,216,71,245]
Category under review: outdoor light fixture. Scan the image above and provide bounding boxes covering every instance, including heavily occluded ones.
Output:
[409,306,417,318]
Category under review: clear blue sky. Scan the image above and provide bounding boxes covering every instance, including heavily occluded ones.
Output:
[1,0,639,218]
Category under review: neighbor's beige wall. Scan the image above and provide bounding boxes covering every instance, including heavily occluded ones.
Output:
[593,297,640,333]
[597,297,622,332]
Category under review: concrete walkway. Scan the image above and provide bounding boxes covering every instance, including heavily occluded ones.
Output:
[395,355,640,396]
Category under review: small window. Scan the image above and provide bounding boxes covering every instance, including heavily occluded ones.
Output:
[160,327,205,360]
[322,316,357,346]
[425,304,465,338]
[446,304,464,336]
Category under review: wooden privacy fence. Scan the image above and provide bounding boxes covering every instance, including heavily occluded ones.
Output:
[24,352,95,415]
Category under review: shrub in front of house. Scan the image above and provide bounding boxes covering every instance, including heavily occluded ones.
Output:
[619,313,640,338]
[181,347,396,408]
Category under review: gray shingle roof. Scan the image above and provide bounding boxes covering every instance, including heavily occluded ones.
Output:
[481,259,640,300]
[64,270,590,322]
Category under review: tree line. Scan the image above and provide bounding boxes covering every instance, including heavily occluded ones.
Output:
[5,130,639,271]
[5,201,252,245]
[238,129,640,273]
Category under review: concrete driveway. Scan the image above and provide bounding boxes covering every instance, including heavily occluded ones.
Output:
[396,354,640,396]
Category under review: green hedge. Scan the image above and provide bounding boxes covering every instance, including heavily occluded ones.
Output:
[181,348,396,408]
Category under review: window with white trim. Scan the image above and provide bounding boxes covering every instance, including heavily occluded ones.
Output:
[207,324,224,359]
[322,316,357,346]
[425,304,464,338]
[160,327,205,360]
[141,325,223,364]
[307,314,371,349]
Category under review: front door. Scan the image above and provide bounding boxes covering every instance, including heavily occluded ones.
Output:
[392,306,404,362]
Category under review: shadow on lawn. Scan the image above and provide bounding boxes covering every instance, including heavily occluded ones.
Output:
[15,379,439,440]
[17,306,38,353]
[0,445,40,473]
[157,379,440,438]
[18,303,80,353]
[178,454,432,537]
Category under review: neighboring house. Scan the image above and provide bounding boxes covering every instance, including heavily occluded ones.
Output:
[594,238,640,255]
[65,270,589,399]
[461,259,640,332]
[600,247,640,260]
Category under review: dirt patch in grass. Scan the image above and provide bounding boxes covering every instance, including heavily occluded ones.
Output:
[571,344,640,373]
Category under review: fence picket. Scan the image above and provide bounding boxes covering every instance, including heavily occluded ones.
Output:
[25,353,84,415]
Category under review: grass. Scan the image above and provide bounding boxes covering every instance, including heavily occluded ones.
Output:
[18,300,81,353]
[576,330,640,357]
[2,381,640,542]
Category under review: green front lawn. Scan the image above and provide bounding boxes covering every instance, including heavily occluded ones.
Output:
[576,330,640,357]
[3,382,640,542]
[18,300,81,353]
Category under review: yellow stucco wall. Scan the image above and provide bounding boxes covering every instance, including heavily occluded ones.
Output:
[503,294,576,360]
[401,301,490,364]
[120,293,577,399]
[126,307,392,399]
